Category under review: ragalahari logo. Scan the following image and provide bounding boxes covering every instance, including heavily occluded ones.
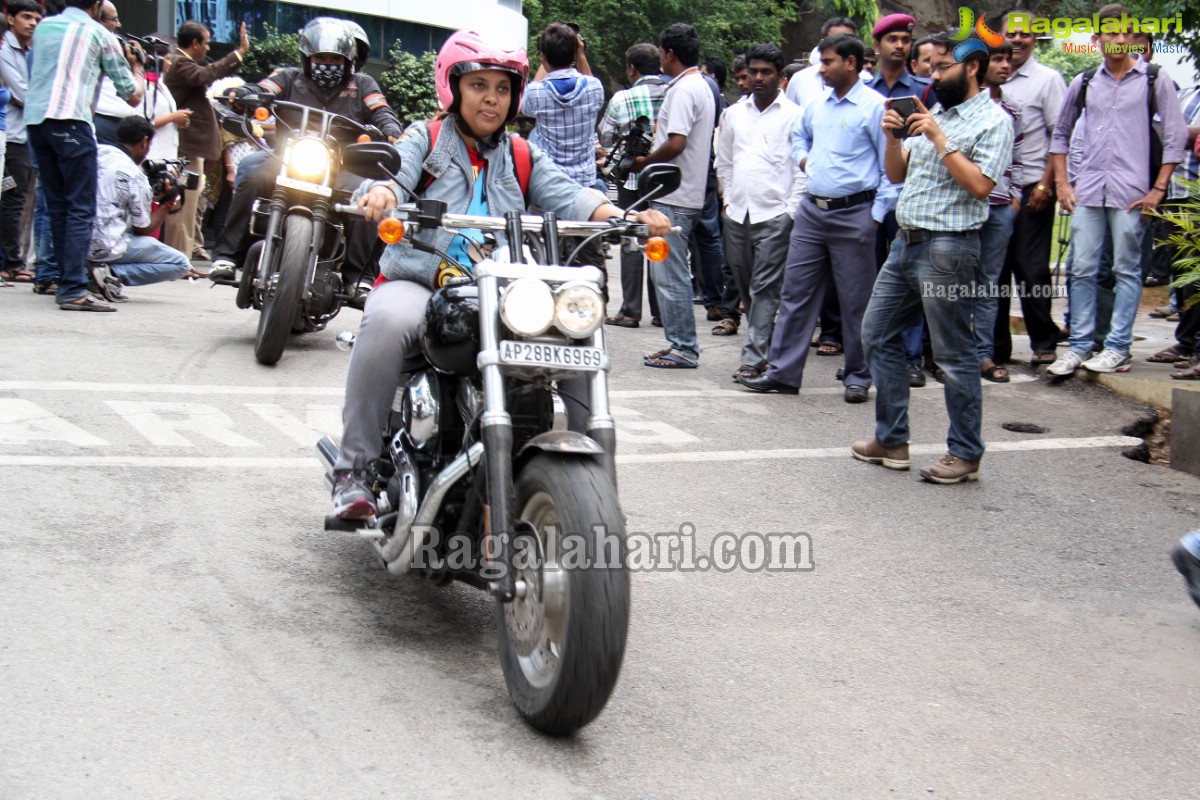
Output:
[948,9,1006,62]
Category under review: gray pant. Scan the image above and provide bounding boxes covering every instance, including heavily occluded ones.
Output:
[766,199,877,389]
[723,211,792,369]
[336,279,592,474]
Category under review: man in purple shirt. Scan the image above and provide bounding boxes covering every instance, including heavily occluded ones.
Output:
[1047,3,1186,376]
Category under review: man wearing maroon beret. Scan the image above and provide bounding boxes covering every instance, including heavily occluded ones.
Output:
[866,13,937,387]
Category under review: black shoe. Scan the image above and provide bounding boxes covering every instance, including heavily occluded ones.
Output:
[1144,275,1168,287]
[908,364,926,388]
[737,373,799,394]
[835,366,845,381]
[332,471,377,520]
[844,385,869,403]
[348,281,371,311]
[651,317,662,327]
[1172,541,1200,610]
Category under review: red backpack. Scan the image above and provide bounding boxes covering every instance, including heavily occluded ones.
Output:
[417,117,531,198]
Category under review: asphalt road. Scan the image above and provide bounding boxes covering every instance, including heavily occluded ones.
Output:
[2,277,1198,800]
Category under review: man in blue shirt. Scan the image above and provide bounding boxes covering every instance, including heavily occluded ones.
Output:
[737,34,895,403]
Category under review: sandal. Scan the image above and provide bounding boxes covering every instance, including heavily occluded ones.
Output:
[1175,353,1200,369]
[711,318,738,336]
[644,352,698,369]
[815,340,843,356]
[1173,363,1200,380]
[643,347,673,361]
[604,314,639,328]
[32,281,58,295]
[1149,306,1178,318]
[0,277,12,288]
[0,268,34,283]
[58,293,116,312]
[1030,352,1056,366]
[981,363,1010,383]
[732,364,761,381]
[1148,345,1194,363]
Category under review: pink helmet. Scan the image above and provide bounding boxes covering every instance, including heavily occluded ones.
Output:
[435,30,529,124]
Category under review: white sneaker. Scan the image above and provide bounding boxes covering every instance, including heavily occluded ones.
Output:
[1046,350,1087,377]
[1082,348,1133,373]
[208,259,236,282]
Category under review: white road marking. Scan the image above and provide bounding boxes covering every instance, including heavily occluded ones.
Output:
[0,399,109,447]
[104,401,261,448]
[246,403,342,447]
[0,436,1142,468]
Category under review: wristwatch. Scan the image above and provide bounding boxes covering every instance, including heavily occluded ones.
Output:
[937,141,960,160]
[1035,183,1052,194]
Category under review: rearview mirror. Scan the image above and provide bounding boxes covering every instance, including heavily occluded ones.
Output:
[637,164,681,202]
[341,142,402,181]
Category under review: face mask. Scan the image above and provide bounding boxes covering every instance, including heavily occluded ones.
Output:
[311,62,346,89]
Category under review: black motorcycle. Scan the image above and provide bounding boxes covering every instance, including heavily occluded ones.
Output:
[217,96,384,365]
[316,152,681,735]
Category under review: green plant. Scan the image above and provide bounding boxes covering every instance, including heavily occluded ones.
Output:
[379,46,439,128]
[242,24,301,83]
[1034,39,1100,84]
[1148,179,1200,298]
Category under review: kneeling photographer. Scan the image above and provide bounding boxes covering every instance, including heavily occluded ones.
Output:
[89,116,191,301]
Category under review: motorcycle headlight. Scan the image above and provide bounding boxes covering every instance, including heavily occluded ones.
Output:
[554,282,604,338]
[288,138,330,182]
[500,278,555,337]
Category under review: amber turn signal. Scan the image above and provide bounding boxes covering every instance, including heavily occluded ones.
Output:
[356,133,371,144]
[378,217,405,244]
[644,237,670,263]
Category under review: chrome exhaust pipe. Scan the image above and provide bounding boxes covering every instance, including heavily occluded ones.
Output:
[316,435,340,490]
[384,441,484,573]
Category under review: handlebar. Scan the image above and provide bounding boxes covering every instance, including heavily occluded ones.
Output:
[333,202,681,238]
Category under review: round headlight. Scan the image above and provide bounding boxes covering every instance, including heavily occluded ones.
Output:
[500,278,555,337]
[554,283,604,338]
[288,138,330,182]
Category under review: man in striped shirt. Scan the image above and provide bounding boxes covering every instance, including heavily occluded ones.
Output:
[598,43,667,326]
[25,0,143,311]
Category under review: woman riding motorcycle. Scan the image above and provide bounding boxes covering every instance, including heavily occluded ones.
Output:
[331,30,670,520]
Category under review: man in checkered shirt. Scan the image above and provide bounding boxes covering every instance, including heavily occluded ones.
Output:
[523,23,605,189]
[851,33,1012,485]
[598,43,668,327]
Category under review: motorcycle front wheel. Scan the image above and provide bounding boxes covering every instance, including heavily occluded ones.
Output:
[254,214,310,365]
[497,453,630,736]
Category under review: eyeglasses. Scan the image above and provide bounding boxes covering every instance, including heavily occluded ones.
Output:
[102,15,119,23]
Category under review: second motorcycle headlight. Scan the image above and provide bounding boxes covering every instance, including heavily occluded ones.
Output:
[500,278,556,337]
[553,283,604,338]
[288,138,331,182]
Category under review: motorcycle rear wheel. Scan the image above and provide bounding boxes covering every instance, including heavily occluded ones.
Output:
[497,453,630,736]
[254,215,310,365]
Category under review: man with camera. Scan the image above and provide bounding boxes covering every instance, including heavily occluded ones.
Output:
[88,115,190,300]
[598,43,667,328]
[25,0,145,311]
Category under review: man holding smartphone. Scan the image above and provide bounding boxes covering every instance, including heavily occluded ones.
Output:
[851,33,1012,484]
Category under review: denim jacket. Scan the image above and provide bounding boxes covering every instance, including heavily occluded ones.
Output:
[361,119,608,288]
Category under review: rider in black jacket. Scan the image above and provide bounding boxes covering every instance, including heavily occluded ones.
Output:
[209,18,402,305]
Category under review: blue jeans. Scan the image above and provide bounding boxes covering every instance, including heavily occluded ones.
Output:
[27,144,60,286]
[688,188,725,305]
[974,203,1018,362]
[651,201,701,360]
[27,120,97,302]
[1067,207,1146,357]
[863,234,984,462]
[107,235,190,285]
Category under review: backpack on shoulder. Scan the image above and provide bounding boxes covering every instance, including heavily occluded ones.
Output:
[1075,63,1163,185]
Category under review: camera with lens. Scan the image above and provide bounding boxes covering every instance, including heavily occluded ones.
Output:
[143,157,200,200]
[600,115,653,185]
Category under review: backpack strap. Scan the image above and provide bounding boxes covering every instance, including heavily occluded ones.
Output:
[920,82,934,108]
[417,116,531,201]
[1147,62,1160,116]
[1075,67,1098,111]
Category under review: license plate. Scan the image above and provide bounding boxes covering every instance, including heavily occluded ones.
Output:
[499,340,605,371]
[277,176,332,197]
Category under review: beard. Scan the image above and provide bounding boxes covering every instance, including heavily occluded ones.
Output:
[933,69,969,108]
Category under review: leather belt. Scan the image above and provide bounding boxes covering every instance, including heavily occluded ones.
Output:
[898,228,979,245]
[806,189,876,211]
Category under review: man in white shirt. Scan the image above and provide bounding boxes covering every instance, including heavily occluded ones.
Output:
[88,116,189,300]
[786,17,864,112]
[716,43,804,381]
[632,23,715,369]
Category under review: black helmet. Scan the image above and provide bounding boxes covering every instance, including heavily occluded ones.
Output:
[298,18,355,78]
[420,283,481,376]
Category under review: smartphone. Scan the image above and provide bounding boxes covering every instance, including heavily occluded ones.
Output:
[889,96,920,139]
